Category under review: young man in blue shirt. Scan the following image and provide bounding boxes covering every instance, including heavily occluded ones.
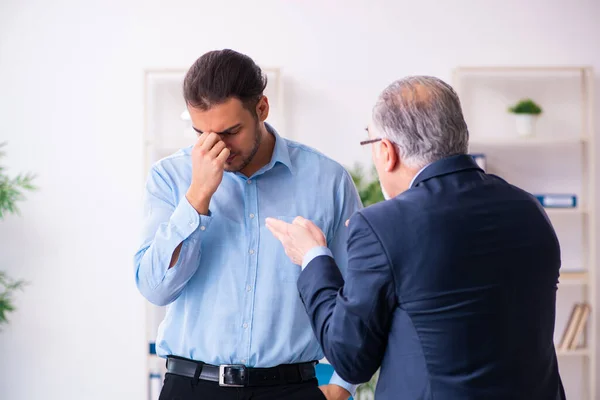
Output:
[134,49,362,400]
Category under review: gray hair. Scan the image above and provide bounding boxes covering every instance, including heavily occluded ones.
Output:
[371,76,469,169]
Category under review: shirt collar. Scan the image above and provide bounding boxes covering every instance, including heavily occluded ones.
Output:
[409,163,431,188]
[263,123,293,173]
[410,154,483,188]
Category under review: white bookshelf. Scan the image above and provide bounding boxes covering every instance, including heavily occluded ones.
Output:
[141,66,284,400]
[469,136,587,146]
[453,66,596,399]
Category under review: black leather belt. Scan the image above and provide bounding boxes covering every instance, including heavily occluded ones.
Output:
[166,356,318,387]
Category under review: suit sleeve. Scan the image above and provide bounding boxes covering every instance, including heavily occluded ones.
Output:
[297,212,396,384]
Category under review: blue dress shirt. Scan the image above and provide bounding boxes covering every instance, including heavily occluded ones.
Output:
[134,125,362,394]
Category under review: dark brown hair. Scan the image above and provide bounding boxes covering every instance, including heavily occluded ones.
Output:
[183,49,267,115]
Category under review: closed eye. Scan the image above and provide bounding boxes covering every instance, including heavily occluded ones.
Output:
[193,123,242,136]
[222,127,241,135]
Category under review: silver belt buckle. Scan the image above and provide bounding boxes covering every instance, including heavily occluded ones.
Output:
[219,364,247,387]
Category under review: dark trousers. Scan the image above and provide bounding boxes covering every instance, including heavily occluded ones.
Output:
[159,373,327,400]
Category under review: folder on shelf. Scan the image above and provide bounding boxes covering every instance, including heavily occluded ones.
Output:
[535,194,577,208]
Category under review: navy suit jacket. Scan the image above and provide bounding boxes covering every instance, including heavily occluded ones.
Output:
[298,154,565,400]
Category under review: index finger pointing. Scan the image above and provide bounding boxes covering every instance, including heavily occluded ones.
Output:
[265,217,290,234]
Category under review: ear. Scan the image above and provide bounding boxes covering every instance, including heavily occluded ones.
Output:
[256,96,270,122]
[379,138,399,172]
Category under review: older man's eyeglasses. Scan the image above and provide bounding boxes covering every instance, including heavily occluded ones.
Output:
[360,138,382,146]
[360,126,382,146]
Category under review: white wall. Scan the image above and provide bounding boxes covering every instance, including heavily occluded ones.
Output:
[0,0,599,399]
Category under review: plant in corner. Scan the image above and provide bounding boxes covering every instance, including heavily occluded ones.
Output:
[347,163,384,207]
[0,143,35,327]
[508,98,543,137]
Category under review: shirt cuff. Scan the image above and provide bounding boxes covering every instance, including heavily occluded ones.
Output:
[301,246,333,270]
[170,196,212,239]
[329,371,358,397]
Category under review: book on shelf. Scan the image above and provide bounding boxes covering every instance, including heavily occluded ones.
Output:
[535,194,577,208]
[557,302,591,351]
[568,303,591,350]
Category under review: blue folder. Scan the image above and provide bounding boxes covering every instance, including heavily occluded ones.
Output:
[315,363,355,399]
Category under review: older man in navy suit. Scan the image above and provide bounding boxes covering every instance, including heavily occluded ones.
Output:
[267,76,565,400]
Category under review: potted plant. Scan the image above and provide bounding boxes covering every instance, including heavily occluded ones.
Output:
[0,143,35,328]
[348,163,384,207]
[508,98,543,137]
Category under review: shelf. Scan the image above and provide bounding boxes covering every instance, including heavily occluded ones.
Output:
[559,270,589,285]
[556,347,591,357]
[544,208,586,216]
[469,136,586,147]
[455,64,596,400]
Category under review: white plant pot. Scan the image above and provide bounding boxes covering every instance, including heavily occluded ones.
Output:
[515,114,538,137]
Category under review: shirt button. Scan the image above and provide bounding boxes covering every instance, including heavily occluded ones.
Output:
[249,249,254,255]
[246,285,252,292]
[200,226,206,231]
[247,180,252,184]
[249,213,255,219]
[243,323,248,329]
